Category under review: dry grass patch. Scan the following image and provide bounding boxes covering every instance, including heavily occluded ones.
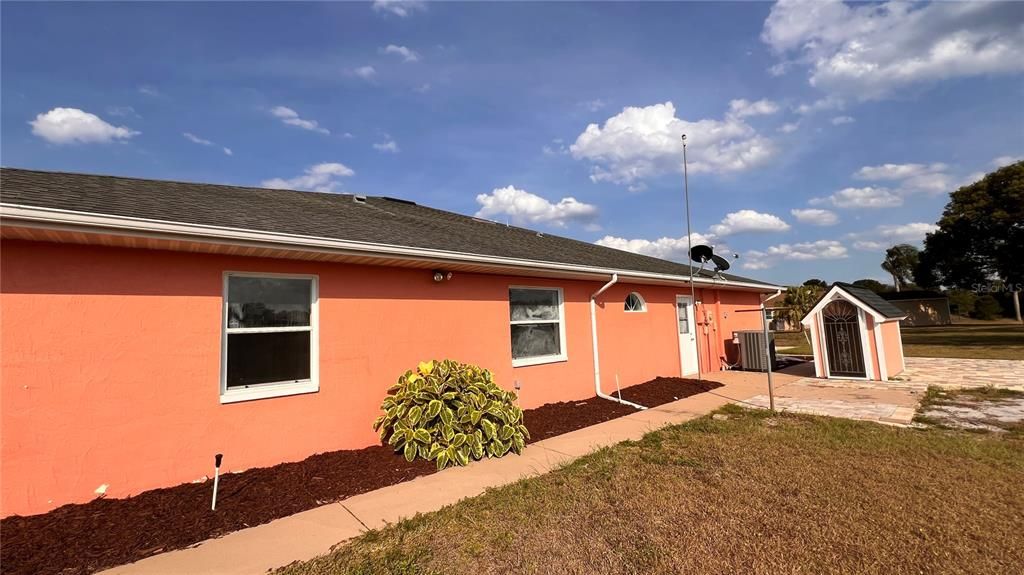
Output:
[278,406,1024,575]
[916,386,1024,436]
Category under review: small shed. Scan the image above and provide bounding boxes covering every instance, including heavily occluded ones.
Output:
[800,283,907,381]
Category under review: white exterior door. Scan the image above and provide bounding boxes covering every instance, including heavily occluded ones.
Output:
[676,295,699,376]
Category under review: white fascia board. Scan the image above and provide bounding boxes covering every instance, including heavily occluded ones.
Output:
[1,203,782,292]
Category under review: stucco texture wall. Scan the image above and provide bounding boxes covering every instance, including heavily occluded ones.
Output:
[881,321,905,377]
[1,240,766,516]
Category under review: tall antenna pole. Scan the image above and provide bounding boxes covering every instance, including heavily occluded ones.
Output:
[682,134,701,381]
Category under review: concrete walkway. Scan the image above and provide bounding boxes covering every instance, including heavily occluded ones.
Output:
[101,376,776,575]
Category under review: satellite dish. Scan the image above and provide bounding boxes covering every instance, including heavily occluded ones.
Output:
[689,245,713,263]
[711,254,731,272]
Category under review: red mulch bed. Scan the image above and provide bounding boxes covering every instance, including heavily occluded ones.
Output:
[0,377,721,575]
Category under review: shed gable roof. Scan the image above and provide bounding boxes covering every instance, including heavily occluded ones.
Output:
[0,168,777,289]
[800,282,907,325]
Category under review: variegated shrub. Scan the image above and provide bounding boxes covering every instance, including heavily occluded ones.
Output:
[373,359,529,470]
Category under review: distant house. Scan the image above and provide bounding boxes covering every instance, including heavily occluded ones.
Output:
[0,168,780,516]
[764,291,798,331]
[879,290,951,327]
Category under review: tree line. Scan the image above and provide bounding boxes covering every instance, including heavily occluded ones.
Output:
[776,160,1022,326]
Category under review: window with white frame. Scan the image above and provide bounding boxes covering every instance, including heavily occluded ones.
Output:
[221,273,318,402]
[509,287,566,366]
[624,292,646,312]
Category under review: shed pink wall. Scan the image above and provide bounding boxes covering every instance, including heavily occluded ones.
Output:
[1,240,764,516]
[881,321,905,377]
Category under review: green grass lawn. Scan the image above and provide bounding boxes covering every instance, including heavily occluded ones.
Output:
[774,323,1024,360]
[899,324,1024,360]
[277,406,1024,575]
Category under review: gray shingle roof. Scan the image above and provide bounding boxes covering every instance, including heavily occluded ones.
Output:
[835,283,907,319]
[0,168,775,287]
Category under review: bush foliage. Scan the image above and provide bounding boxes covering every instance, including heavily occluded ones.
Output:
[373,360,529,470]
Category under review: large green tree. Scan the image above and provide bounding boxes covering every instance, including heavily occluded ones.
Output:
[852,278,890,293]
[915,161,1023,321]
[881,244,919,292]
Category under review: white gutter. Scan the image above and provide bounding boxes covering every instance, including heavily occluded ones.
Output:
[0,203,781,292]
[590,274,646,410]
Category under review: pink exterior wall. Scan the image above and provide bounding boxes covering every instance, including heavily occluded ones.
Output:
[881,321,905,377]
[0,240,764,516]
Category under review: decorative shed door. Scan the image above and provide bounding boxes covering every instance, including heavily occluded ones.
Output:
[822,301,866,378]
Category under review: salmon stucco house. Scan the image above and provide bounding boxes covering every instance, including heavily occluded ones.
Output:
[0,168,779,517]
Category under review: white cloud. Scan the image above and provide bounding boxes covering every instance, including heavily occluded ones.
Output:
[30,107,139,144]
[579,99,607,112]
[762,0,1024,100]
[778,122,800,133]
[790,208,839,226]
[475,186,599,229]
[727,98,780,118]
[414,83,432,93]
[373,138,400,153]
[381,44,420,63]
[812,186,903,208]
[106,105,139,118]
[743,240,848,270]
[794,96,844,115]
[372,0,426,18]
[595,232,722,263]
[183,132,233,156]
[831,115,855,125]
[351,65,377,80]
[854,162,944,181]
[137,85,162,97]
[992,155,1023,167]
[261,163,355,193]
[183,132,213,146]
[708,209,790,236]
[847,222,938,250]
[270,106,330,134]
[569,101,777,185]
[854,162,952,195]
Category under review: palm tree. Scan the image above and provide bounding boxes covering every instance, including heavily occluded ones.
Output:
[782,285,822,347]
[881,244,919,292]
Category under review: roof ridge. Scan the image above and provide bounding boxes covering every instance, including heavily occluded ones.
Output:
[0,166,354,201]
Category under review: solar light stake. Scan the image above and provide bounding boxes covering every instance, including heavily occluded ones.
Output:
[615,373,623,402]
[211,453,223,511]
[682,134,701,381]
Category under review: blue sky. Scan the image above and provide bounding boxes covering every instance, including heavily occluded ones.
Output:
[3,1,1023,285]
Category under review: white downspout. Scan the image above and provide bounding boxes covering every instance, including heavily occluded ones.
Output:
[591,274,647,410]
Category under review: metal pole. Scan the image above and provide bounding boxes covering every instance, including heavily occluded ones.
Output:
[682,134,701,381]
[760,302,775,411]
